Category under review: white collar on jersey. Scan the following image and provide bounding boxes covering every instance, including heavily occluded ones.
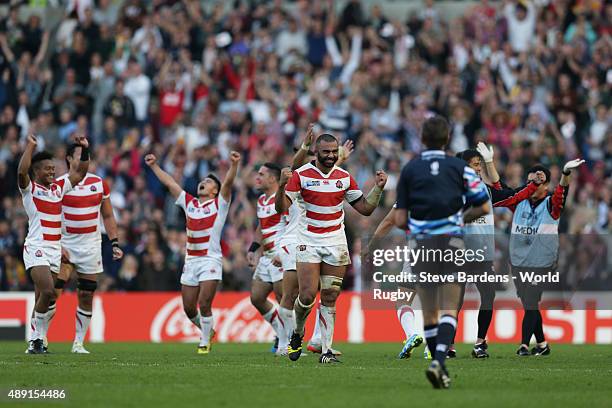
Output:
[307,161,339,179]
[261,192,276,204]
[421,150,446,157]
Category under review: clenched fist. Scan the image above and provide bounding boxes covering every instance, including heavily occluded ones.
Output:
[144,154,157,166]
[375,170,387,188]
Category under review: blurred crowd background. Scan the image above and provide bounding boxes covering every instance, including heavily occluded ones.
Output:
[0,0,609,292]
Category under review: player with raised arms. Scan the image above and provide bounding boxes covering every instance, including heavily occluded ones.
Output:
[452,143,546,358]
[276,129,386,363]
[47,142,124,354]
[145,151,241,354]
[493,157,584,356]
[274,124,353,357]
[19,133,90,354]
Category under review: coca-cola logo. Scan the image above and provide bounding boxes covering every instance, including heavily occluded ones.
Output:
[150,296,275,343]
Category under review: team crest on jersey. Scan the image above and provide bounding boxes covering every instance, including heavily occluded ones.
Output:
[306,180,320,187]
[299,245,307,251]
[35,250,43,257]
[336,180,343,189]
[90,185,97,192]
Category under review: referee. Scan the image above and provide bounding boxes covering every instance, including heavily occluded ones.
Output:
[494,159,584,356]
[394,116,490,389]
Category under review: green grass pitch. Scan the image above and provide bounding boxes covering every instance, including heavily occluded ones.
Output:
[1,342,611,407]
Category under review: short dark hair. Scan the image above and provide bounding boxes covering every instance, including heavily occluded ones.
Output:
[31,151,54,176]
[527,164,551,183]
[262,162,282,181]
[65,143,81,168]
[421,116,450,149]
[456,149,482,163]
[207,173,222,194]
[316,133,338,146]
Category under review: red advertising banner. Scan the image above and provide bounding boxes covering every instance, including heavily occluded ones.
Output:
[1,292,611,344]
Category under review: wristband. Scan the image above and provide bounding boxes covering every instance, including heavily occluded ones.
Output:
[365,185,383,207]
[562,170,571,176]
[248,242,261,253]
[80,145,90,161]
[111,238,119,248]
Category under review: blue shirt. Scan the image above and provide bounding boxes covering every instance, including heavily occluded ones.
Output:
[396,150,488,235]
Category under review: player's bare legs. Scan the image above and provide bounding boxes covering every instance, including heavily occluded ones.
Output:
[28,270,59,351]
[288,262,320,360]
[278,270,298,353]
[28,266,56,353]
[294,262,320,334]
[251,278,286,353]
[395,289,423,359]
[197,280,219,351]
[70,272,97,353]
[318,262,345,358]
[181,285,202,332]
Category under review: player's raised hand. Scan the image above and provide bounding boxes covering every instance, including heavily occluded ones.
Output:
[112,246,124,261]
[476,142,494,163]
[26,133,37,147]
[563,159,585,174]
[144,154,157,166]
[229,151,241,164]
[279,168,292,187]
[304,123,315,147]
[75,134,89,149]
[375,170,387,188]
[339,139,354,163]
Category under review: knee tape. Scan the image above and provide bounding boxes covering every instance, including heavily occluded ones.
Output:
[296,296,317,310]
[77,278,97,292]
[320,275,343,292]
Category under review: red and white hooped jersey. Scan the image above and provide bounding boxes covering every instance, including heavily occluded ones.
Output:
[176,191,230,260]
[256,193,286,256]
[278,202,300,247]
[58,173,110,247]
[285,162,363,246]
[20,178,73,248]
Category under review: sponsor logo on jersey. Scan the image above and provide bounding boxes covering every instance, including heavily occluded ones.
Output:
[306,180,320,187]
[323,180,330,185]
[514,225,539,235]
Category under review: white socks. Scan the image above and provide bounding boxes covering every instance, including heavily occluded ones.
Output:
[262,305,285,343]
[33,311,50,341]
[319,305,336,354]
[396,305,416,340]
[278,307,295,352]
[74,307,92,344]
[310,307,322,344]
[199,316,214,347]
